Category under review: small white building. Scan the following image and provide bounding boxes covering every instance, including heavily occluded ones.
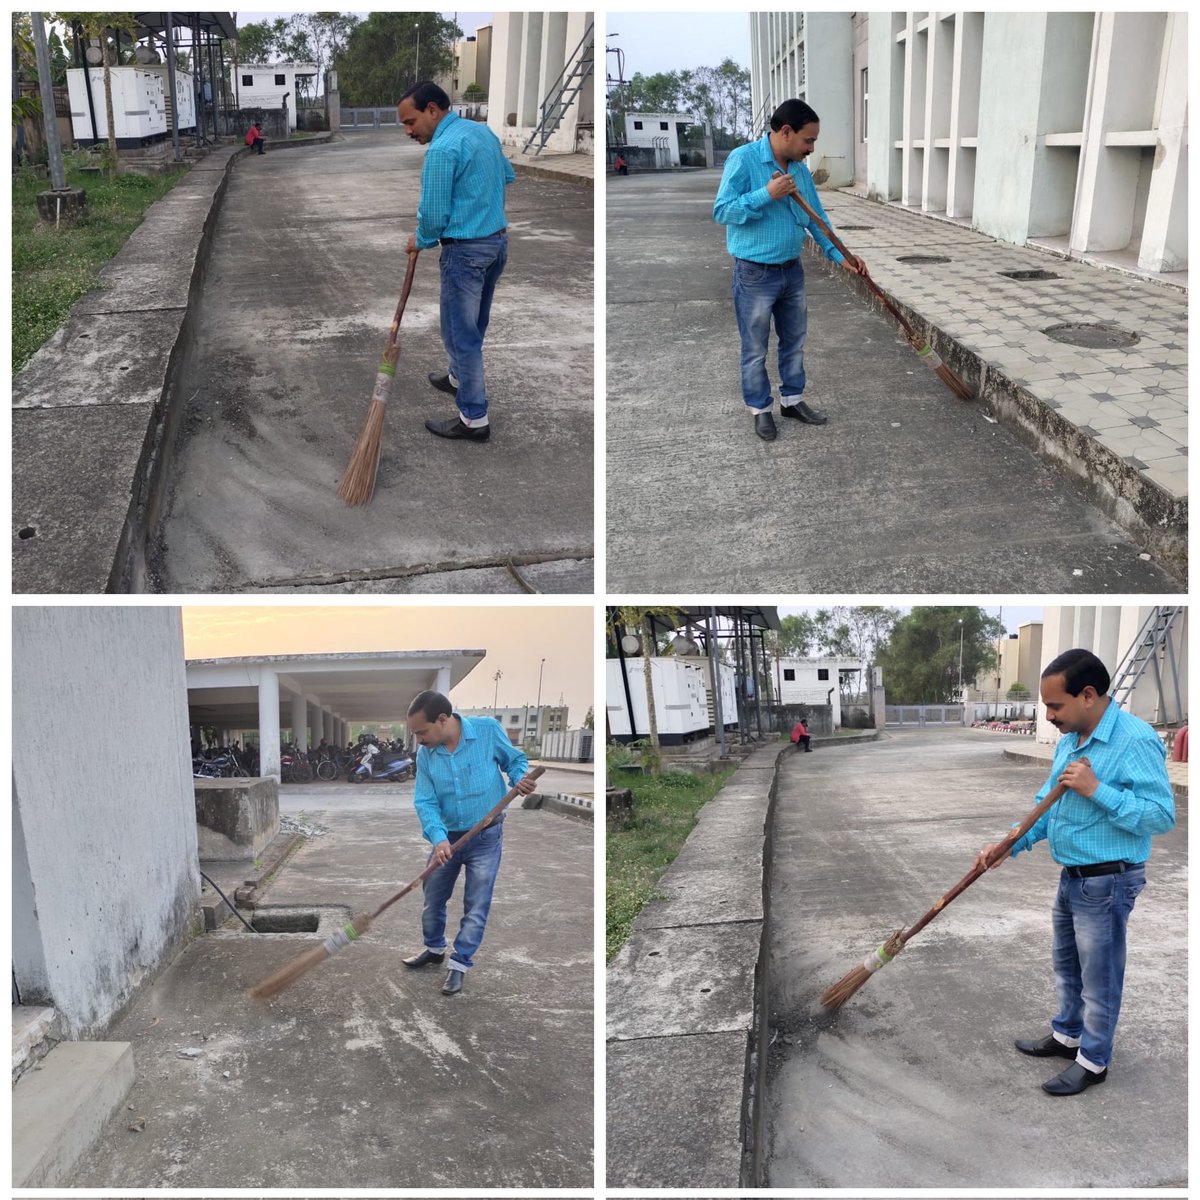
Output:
[235,61,318,130]
[772,655,868,727]
[623,111,703,167]
[459,705,570,745]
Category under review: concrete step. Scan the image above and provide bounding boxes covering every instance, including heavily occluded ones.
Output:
[12,1040,135,1187]
[12,1005,60,1083]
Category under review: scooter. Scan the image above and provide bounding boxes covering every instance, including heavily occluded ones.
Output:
[349,742,414,784]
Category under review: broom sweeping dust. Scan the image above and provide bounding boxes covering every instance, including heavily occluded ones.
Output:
[777,176,974,402]
[337,248,420,506]
[820,773,1072,1010]
[249,765,544,1000]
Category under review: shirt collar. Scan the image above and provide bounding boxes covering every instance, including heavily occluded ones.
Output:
[431,110,459,145]
[1071,697,1119,752]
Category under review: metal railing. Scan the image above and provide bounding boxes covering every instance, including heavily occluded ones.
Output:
[523,20,594,154]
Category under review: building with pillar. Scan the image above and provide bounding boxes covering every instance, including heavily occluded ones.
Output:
[185,649,485,779]
[748,12,1186,279]
[487,11,594,154]
[1038,606,1186,744]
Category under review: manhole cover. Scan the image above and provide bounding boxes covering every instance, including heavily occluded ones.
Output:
[897,254,951,265]
[999,269,1060,281]
[1043,323,1140,349]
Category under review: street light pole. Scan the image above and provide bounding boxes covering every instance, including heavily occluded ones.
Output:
[492,668,502,717]
[535,657,545,747]
[957,618,964,703]
[414,22,421,83]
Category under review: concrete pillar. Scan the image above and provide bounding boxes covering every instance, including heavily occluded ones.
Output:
[1094,607,1123,679]
[1036,606,1078,744]
[565,11,592,125]
[258,669,280,780]
[867,13,904,202]
[1138,12,1186,272]
[323,709,334,744]
[1073,606,1097,653]
[290,691,307,750]
[435,666,451,697]
[517,11,544,128]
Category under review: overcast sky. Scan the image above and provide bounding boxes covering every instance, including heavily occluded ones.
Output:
[183,605,591,722]
[605,11,751,79]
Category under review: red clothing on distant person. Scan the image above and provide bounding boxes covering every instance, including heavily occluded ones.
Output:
[790,720,809,744]
[245,125,260,146]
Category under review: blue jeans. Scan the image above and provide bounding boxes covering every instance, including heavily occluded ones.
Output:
[1050,865,1146,1070]
[439,234,508,422]
[421,822,504,971]
[730,258,808,411]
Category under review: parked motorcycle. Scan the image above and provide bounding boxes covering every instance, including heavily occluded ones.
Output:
[349,742,414,784]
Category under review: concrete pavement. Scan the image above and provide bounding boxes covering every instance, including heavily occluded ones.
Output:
[147,130,593,592]
[606,170,1182,591]
[66,805,593,1187]
[765,727,1186,1187]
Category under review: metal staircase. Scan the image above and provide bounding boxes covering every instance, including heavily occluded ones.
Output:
[523,21,594,155]
[1109,606,1185,725]
[750,95,772,140]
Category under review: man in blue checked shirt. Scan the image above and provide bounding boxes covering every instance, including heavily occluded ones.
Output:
[401,690,534,996]
[399,81,515,444]
[976,648,1174,1097]
[714,98,867,442]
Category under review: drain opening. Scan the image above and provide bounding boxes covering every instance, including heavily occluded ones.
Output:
[838,224,872,230]
[897,254,951,265]
[251,911,319,933]
[17,527,37,539]
[999,269,1060,281]
[1043,323,1140,349]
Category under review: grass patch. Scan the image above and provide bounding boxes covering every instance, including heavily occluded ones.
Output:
[606,766,735,960]
[12,156,188,374]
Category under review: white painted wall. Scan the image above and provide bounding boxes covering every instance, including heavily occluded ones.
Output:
[13,608,200,1037]
[236,62,316,130]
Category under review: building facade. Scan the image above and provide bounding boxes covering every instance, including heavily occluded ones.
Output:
[460,704,569,745]
[747,12,855,186]
[969,621,1044,702]
[235,61,318,129]
[771,655,868,727]
[487,11,594,155]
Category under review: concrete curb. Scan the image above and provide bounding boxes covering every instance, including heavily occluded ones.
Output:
[12,136,335,593]
[606,741,789,1187]
[812,244,1186,579]
[508,158,594,188]
[523,791,594,822]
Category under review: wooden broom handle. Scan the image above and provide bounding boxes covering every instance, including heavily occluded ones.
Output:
[900,778,1070,945]
[387,249,420,346]
[776,176,922,343]
[369,765,545,920]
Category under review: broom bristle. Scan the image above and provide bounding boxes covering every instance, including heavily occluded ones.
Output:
[249,942,332,1001]
[820,965,873,1010]
[337,398,386,506]
[249,912,374,1000]
[936,361,974,401]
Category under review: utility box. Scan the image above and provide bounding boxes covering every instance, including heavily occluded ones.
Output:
[606,657,709,744]
[140,66,196,132]
[67,67,166,144]
[194,777,279,861]
[679,653,738,731]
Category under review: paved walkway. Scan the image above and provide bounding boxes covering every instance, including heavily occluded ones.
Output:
[606,170,1181,591]
[991,728,1189,794]
[765,728,1186,1187]
[68,806,593,1187]
[150,131,593,592]
[504,144,594,185]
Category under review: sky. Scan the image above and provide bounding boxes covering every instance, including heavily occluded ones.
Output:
[182,605,592,722]
[605,11,751,80]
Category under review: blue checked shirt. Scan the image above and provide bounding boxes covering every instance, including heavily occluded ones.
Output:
[1010,701,1175,866]
[414,112,515,250]
[713,135,846,266]
[413,714,528,845]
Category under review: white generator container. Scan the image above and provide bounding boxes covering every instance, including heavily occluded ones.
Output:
[67,67,166,143]
[141,66,196,131]
[606,657,709,744]
[541,729,595,762]
[680,655,738,730]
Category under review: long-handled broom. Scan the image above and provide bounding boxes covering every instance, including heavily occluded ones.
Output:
[248,765,544,1000]
[820,775,1071,1010]
[336,248,419,506]
[779,178,974,401]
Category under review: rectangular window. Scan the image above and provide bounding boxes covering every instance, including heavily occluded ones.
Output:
[861,67,869,141]
[660,121,669,130]
[783,669,795,681]
[817,668,830,680]
[633,120,643,130]
[242,74,253,86]
[275,73,286,86]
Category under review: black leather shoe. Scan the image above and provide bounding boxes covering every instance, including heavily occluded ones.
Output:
[781,399,828,425]
[442,968,465,996]
[1042,1061,1107,1096]
[402,949,445,969]
[425,417,489,442]
[1015,1033,1078,1059]
[428,372,457,396]
[754,412,777,441]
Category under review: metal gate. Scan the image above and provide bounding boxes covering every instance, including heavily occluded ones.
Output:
[885,705,964,727]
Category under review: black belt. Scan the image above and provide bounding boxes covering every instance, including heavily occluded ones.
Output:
[446,814,505,840]
[737,256,800,270]
[1063,860,1143,878]
[441,228,506,244]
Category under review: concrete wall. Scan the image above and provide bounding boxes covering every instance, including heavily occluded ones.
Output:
[13,608,201,1037]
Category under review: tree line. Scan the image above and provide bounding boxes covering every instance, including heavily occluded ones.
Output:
[608,58,752,150]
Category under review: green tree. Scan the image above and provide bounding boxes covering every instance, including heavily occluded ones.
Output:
[1007,682,1031,700]
[583,706,594,730]
[337,12,460,108]
[235,20,282,65]
[876,607,1004,704]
